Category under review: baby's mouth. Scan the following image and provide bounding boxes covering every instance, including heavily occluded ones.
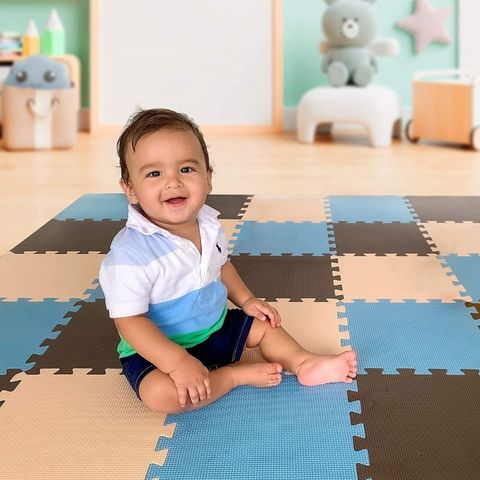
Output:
[165,197,187,205]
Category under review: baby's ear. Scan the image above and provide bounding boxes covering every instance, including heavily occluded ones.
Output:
[120,178,138,204]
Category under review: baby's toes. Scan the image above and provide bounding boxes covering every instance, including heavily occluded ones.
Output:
[268,373,282,386]
[265,363,283,374]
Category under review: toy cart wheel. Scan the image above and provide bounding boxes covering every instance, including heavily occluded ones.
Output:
[470,126,480,151]
[405,120,419,143]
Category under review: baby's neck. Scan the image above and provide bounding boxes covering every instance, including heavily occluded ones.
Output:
[170,221,202,254]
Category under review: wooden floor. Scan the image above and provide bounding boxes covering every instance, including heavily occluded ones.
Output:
[1,130,480,254]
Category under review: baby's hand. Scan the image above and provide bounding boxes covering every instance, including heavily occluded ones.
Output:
[241,297,281,327]
[168,354,211,408]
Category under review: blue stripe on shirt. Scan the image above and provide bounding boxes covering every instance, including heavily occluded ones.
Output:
[148,280,228,337]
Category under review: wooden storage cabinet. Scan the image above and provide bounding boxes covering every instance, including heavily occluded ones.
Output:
[406,70,480,150]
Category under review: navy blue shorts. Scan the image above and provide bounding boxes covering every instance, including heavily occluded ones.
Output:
[120,308,254,398]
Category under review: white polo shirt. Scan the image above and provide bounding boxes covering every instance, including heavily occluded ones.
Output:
[99,203,229,358]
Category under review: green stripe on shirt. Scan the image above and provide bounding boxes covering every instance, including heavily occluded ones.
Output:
[117,306,228,358]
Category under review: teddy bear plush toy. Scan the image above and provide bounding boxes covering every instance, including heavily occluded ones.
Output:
[321,0,396,87]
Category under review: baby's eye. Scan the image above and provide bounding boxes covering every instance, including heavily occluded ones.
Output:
[147,171,161,177]
[180,166,194,173]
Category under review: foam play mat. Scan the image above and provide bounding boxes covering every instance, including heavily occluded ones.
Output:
[1,194,480,479]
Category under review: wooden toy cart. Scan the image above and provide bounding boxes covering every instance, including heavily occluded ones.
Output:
[405,70,480,151]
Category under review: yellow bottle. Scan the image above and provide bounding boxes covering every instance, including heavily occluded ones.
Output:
[22,19,40,56]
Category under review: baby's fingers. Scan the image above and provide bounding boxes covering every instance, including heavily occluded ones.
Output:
[259,304,280,327]
[177,386,188,409]
[189,379,209,405]
[271,308,281,327]
[256,304,275,322]
[204,377,212,399]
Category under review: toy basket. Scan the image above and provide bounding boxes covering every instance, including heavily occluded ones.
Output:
[405,70,480,150]
[2,84,77,150]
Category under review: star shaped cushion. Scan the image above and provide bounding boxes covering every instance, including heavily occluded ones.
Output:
[397,0,452,54]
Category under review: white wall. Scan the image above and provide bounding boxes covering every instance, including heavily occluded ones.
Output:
[459,0,480,75]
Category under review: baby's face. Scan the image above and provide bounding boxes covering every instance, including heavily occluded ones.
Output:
[122,129,212,234]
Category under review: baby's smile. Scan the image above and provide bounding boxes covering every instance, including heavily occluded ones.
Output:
[164,196,187,206]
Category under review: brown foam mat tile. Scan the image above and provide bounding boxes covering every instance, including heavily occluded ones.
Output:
[333,222,436,255]
[420,222,480,255]
[466,301,480,321]
[0,252,104,301]
[0,369,175,479]
[11,219,124,254]
[229,254,339,301]
[337,254,469,302]
[205,194,252,219]
[350,369,480,479]
[241,196,328,222]
[407,196,480,222]
[27,299,122,374]
[0,369,22,406]
[241,299,350,365]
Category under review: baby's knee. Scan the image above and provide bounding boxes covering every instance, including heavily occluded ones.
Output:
[143,389,183,414]
[247,318,276,347]
[139,376,183,414]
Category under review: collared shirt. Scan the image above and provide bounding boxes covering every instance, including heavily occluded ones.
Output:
[99,203,229,357]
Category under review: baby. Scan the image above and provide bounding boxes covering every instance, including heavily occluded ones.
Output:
[99,108,357,413]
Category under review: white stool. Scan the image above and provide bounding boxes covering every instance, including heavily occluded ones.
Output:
[297,85,401,147]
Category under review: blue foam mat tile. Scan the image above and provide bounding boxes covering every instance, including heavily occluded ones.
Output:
[231,221,332,255]
[327,196,415,223]
[439,254,480,301]
[147,376,367,480]
[342,300,480,374]
[0,298,81,375]
[83,282,105,303]
[55,193,128,221]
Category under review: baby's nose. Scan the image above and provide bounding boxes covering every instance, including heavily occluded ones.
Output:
[165,172,182,187]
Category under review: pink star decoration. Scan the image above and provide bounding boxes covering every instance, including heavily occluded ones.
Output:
[397,0,452,54]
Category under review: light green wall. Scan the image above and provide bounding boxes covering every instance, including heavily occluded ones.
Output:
[0,1,457,110]
[284,0,458,108]
[0,0,89,108]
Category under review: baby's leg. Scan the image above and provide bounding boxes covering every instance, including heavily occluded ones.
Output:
[139,362,282,414]
[247,319,357,386]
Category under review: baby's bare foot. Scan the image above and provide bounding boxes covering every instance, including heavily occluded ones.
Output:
[296,351,357,386]
[231,362,283,388]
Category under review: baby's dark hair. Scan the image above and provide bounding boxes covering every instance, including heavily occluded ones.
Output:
[117,108,212,183]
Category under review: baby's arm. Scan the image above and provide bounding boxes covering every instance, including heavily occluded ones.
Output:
[221,261,281,327]
[114,314,211,408]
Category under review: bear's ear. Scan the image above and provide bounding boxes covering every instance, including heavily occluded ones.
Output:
[325,0,339,5]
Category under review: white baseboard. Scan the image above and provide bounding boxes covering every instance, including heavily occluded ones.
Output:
[78,106,413,136]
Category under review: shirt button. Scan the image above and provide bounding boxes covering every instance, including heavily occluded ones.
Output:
[182,242,189,249]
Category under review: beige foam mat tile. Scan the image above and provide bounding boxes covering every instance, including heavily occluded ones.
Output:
[219,220,242,250]
[422,222,480,255]
[241,299,350,365]
[0,369,175,480]
[337,254,470,302]
[0,252,104,301]
[241,196,328,222]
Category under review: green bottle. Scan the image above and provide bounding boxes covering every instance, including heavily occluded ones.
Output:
[41,8,65,55]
